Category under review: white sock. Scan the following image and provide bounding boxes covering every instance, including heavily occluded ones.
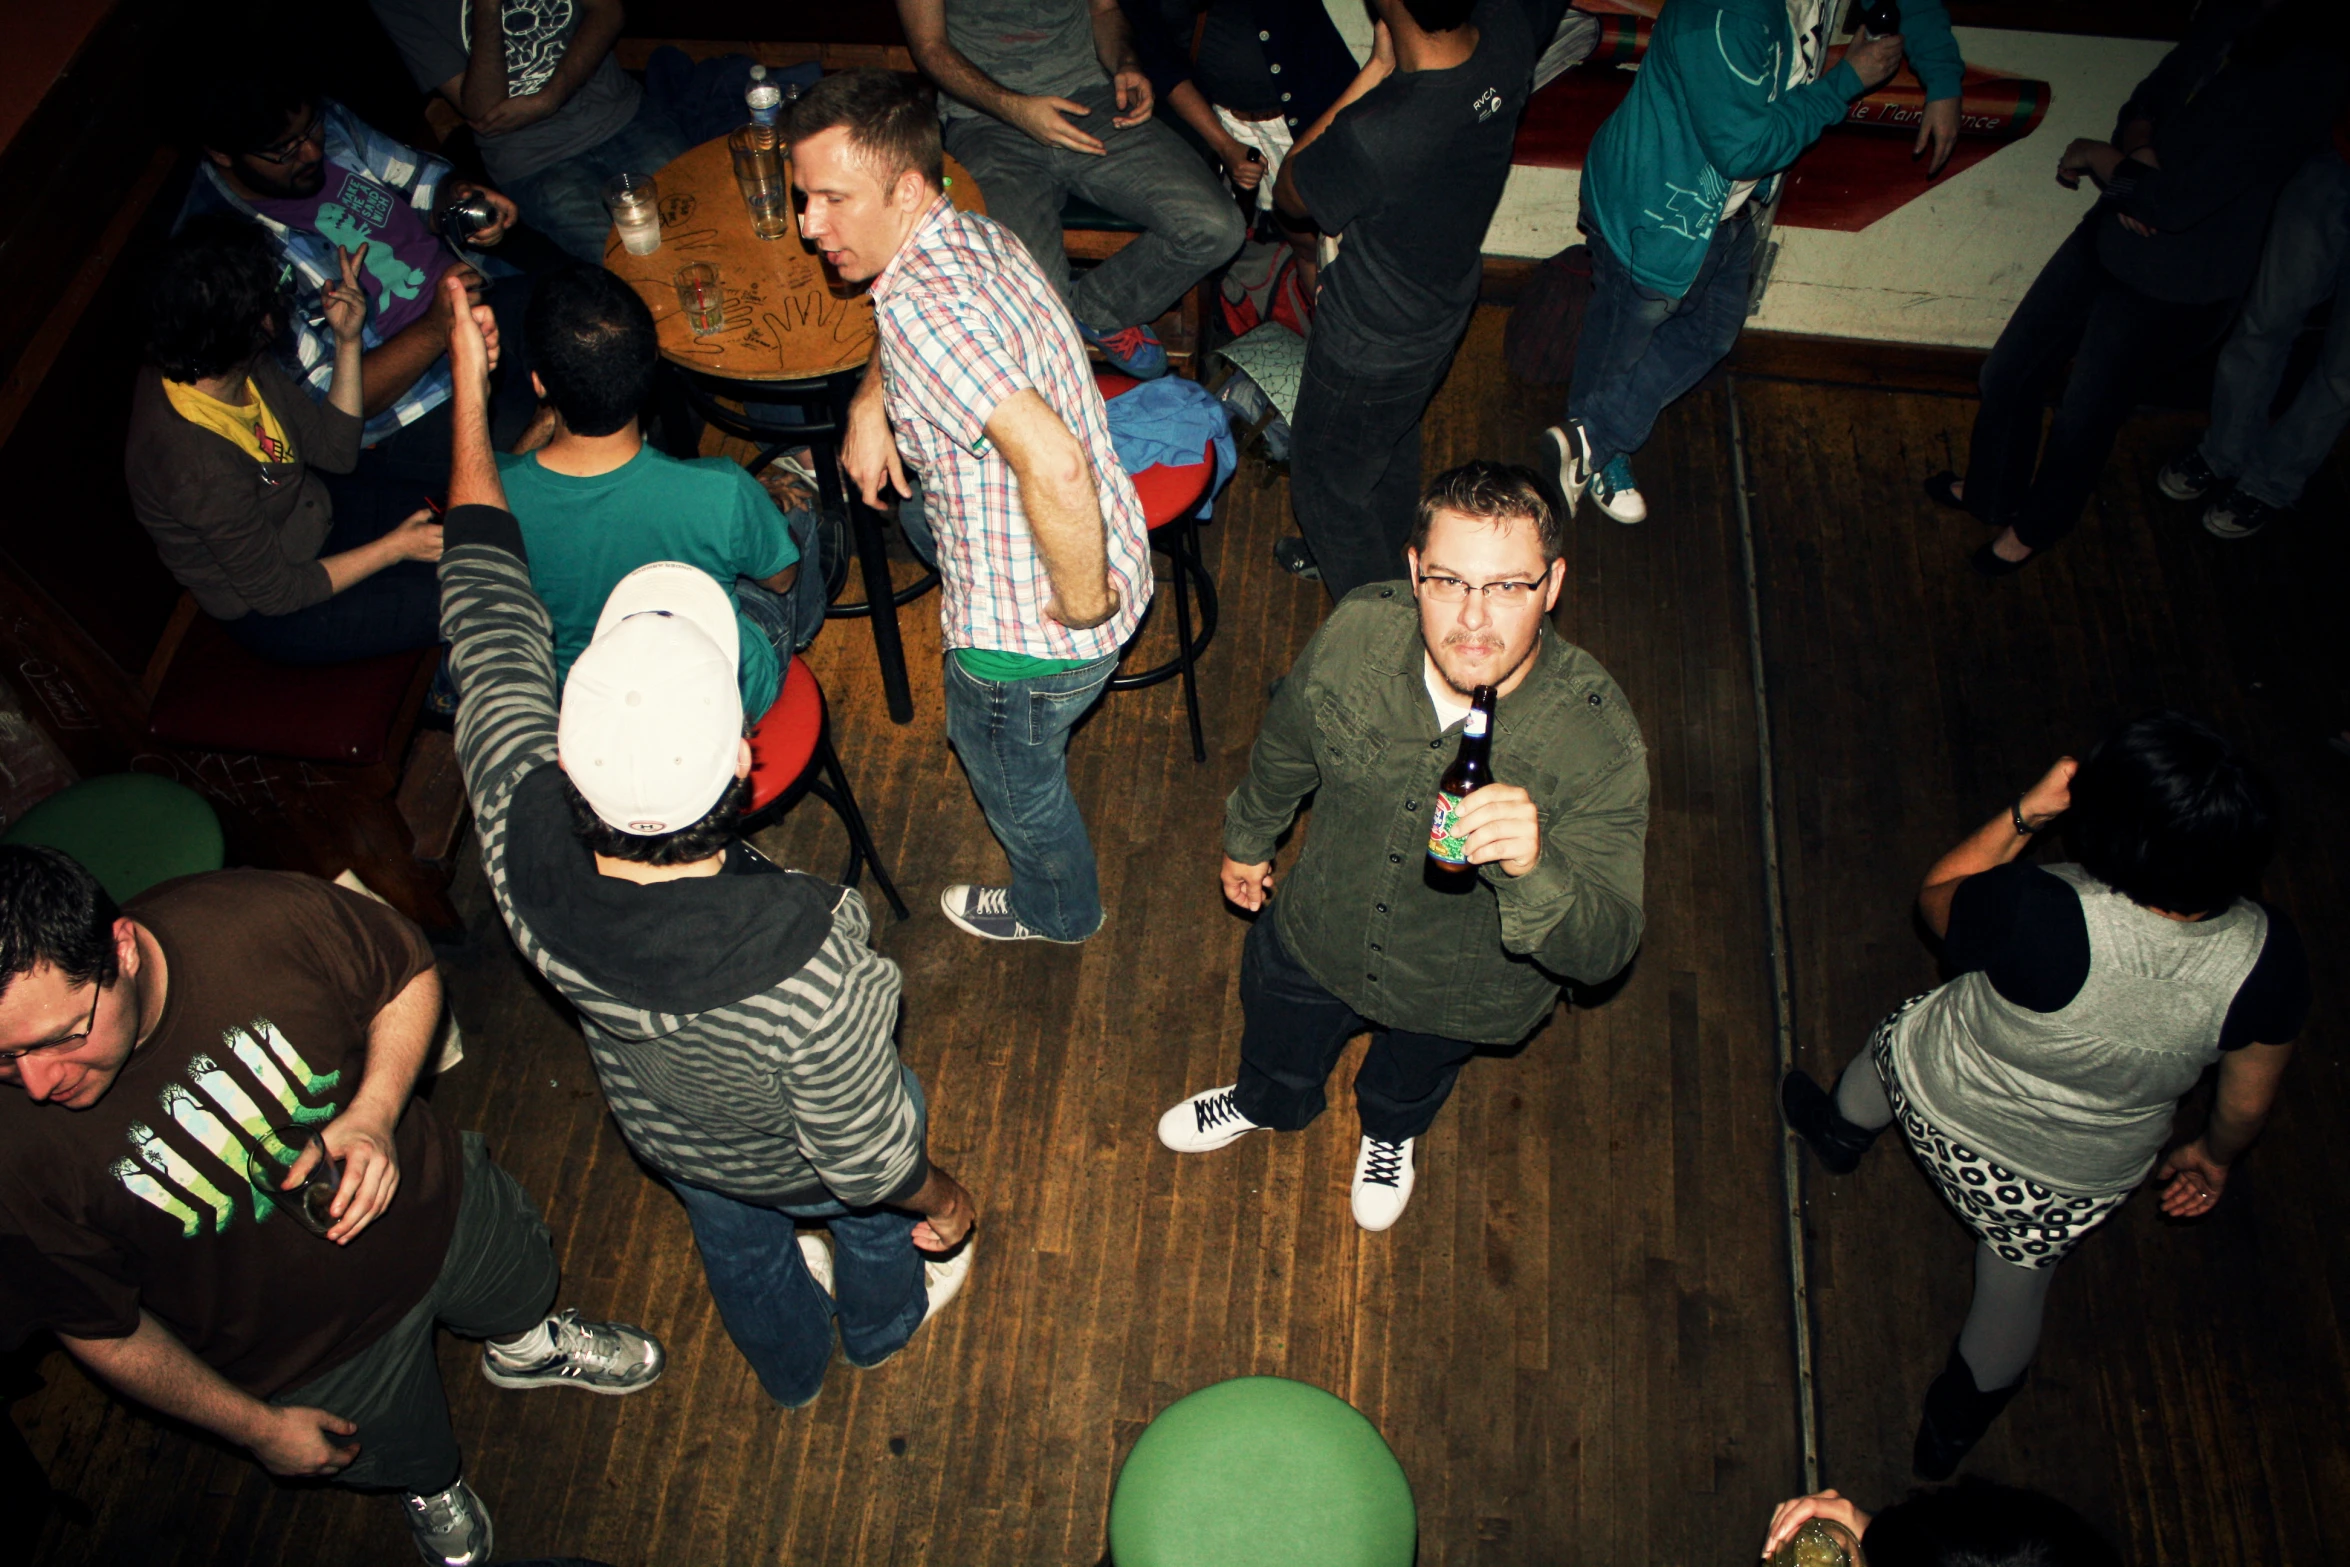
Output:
[487,1319,554,1365]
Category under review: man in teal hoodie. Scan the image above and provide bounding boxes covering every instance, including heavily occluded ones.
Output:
[1538,0,1963,524]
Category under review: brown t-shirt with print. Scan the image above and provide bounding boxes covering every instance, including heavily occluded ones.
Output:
[0,870,456,1396]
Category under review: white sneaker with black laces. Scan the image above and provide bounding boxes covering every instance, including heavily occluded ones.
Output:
[1535,422,1594,518]
[1157,1085,1266,1152]
[1350,1135,1417,1231]
[479,1307,665,1395]
[404,1477,493,1567]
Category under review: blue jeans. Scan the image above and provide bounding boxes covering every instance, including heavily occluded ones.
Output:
[942,82,1245,331]
[941,651,1118,941]
[2201,152,2350,508]
[1566,203,1757,467]
[222,488,442,665]
[664,1073,929,1409]
[503,100,694,264]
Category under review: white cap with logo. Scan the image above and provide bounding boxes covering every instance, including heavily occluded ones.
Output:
[557,561,745,836]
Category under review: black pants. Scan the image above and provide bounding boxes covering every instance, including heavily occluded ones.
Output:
[1232,915,1481,1143]
[1288,322,1460,603]
[220,490,442,665]
[1965,214,2232,551]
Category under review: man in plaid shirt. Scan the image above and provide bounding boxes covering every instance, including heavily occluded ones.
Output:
[791,69,1154,945]
[181,45,545,483]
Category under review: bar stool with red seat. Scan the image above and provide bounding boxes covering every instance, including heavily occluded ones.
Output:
[1098,369,1221,763]
[742,654,909,919]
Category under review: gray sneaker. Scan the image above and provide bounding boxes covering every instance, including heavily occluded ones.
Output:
[479,1307,665,1395]
[404,1478,492,1567]
[939,884,1087,943]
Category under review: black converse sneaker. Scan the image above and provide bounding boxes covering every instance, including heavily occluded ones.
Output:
[479,1308,665,1394]
[1156,1085,1265,1152]
[1349,1135,1417,1231]
[2157,445,2223,502]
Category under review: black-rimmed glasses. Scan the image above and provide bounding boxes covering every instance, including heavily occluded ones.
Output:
[0,982,103,1067]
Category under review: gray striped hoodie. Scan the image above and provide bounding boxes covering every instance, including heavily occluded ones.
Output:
[439,505,928,1208]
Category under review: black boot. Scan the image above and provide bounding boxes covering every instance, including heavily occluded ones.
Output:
[1912,1344,2024,1480]
[1779,1070,1882,1175]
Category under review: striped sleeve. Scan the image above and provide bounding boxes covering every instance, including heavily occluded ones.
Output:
[770,892,928,1206]
[440,514,561,831]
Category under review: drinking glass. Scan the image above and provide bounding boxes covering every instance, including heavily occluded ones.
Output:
[602,173,662,256]
[674,264,725,335]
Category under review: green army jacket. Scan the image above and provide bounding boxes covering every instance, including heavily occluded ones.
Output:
[1224,585,1649,1045]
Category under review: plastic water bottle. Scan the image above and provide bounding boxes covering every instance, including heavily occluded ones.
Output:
[747,65,783,127]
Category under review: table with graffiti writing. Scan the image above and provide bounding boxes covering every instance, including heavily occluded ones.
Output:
[601,138,987,722]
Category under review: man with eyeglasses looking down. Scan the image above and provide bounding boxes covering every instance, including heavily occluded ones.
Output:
[1158,462,1649,1231]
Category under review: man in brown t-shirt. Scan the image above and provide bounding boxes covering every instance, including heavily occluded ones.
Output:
[0,849,664,1566]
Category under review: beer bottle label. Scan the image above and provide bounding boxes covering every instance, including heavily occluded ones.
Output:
[1428,791,1470,865]
[1463,708,1489,738]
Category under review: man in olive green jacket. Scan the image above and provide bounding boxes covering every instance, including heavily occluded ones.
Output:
[1159,461,1648,1231]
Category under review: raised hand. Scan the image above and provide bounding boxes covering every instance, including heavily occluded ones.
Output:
[322,245,369,344]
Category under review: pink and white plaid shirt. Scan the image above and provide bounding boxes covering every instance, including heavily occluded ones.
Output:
[871,198,1151,660]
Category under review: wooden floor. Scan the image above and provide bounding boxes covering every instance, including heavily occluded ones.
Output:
[17,311,2348,1565]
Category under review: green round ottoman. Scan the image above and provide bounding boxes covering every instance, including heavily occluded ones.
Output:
[3,774,225,903]
[1109,1377,1416,1567]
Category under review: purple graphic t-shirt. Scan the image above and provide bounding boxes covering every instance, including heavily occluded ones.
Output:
[250,166,450,340]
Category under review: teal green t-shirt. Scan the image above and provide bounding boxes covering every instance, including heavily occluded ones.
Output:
[499,446,799,721]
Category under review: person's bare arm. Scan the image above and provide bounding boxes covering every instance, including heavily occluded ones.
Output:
[443,272,509,511]
[984,389,1117,628]
[900,1165,977,1252]
[2156,1039,2294,1217]
[758,564,801,593]
[320,509,443,595]
[60,1313,360,1477]
[1168,81,1260,184]
[448,0,624,133]
[1091,0,1154,127]
[1917,758,2076,938]
[896,0,1109,153]
[1274,21,1394,221]
[360,264,481,417]
[844,356,913,509]
[278,966,439,1245]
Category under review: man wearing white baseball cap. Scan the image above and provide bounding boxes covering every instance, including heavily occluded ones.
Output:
[430,272,978,1410]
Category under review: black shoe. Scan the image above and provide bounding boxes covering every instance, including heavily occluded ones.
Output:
[1272,536,1321,580]
[1922,471,1975,513]
[1779,1070,1881,1175]
[2203,486,2280,540]
[1969,540,2032,578]
[2157,445,2222,502]
[1913,1344,2024,1480]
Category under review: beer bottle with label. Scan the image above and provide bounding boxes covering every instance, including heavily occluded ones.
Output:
[1853,0,1900,38]
[1426,684,1497,890]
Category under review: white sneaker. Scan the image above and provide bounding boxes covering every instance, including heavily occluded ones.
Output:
[403,1478,493,1567]
[922,1234,976,1324]
[478,1307,664,1394]
[939,883,1087,943]
[1589,454,1648,524]
[1157,1085,1265,1153]
[1350,1136,1417,1231]
[798,1230,835,1297]
[1535,423,1593,518]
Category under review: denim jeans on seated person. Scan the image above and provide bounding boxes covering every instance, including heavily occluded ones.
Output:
[2199,152,2350,509]
[941,80,1245,332]
[662,1074,929,1409]
[1565,203,1758,468]
[502,100,695,265]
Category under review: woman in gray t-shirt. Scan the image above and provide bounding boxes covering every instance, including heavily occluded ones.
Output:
[1780,711,2307,1482]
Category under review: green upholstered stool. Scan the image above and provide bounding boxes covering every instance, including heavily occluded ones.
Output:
[2,774,225,903]
[1108,1377,1416,1567]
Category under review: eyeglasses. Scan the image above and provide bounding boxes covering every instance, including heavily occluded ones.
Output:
[0,982,103,1067]
[250,114,324,166]
[1416,571,1547,605]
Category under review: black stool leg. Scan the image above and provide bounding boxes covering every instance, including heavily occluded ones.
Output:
[1169,522,1205,763]
[813,728,909,919]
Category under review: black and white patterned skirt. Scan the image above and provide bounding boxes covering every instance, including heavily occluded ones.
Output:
[1868,1000,2132,1270]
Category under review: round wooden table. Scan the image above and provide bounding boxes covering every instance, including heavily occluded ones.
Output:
[602,138,985,379]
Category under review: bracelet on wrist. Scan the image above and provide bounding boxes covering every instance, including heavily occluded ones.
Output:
[2011,798,2036,836]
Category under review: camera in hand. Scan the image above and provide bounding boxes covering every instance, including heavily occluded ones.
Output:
[442,191,497,250]
[1425,684,1497,893]
[1852,0,1900,38]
